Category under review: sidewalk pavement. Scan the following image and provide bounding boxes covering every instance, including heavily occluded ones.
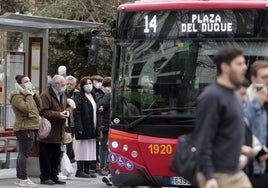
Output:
[0,167,108,188]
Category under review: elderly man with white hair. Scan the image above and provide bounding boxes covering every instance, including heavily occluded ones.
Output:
[39,74,71,185]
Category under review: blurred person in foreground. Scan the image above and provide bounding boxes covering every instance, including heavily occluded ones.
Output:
[74,76,99,178]
[195,48,252,188]
[244,60,268,188]
[39,75,70,185]
[10,75,41,187]
[237,79,257,174]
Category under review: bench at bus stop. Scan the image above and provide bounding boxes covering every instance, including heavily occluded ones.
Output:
[0,136,43,176]
[0,137,17,168]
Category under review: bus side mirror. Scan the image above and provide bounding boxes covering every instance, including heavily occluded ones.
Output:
[110,20,117,38]
[88,34,99,64]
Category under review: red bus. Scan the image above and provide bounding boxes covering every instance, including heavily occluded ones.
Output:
[108,0,268,187]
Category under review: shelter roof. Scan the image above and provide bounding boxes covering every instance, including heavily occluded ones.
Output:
[0,13,102,33]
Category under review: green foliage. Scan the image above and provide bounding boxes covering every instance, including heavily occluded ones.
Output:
[37,0,117,79]
[0,0,23,14]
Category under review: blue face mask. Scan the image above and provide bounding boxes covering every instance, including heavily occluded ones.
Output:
[25,82,33,90]
[83,84,93,93]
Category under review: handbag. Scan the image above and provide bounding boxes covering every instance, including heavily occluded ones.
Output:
[38,116,52,139]
[169,134,197,186]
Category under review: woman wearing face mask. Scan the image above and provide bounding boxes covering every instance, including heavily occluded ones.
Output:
[74,76,99,178]
[9,75,41,187]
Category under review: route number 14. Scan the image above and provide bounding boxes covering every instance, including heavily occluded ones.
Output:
[144,15,157,33]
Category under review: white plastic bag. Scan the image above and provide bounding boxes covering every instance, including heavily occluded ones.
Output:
[60,152,74,177]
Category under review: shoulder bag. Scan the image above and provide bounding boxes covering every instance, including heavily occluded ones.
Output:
[38,116,52,139]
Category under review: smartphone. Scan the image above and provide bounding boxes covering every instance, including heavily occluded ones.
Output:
[255,83,264,91]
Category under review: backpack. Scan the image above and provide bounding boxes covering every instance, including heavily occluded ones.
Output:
[169,134,197,186]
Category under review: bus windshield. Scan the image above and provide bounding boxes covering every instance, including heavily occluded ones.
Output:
[112,39,268,126]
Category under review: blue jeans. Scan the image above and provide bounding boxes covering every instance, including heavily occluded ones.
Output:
[99,132,108,168]
[15,130,36,180]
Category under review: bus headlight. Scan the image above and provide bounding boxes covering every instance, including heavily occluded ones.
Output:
[111,141,119,148]
[131,150,138,158]
[122,144,128,151]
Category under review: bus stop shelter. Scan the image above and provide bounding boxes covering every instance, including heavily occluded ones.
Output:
[0,12,102,135]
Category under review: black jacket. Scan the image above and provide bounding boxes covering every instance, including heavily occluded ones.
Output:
[74,91,99,139]
[98,93,111,133]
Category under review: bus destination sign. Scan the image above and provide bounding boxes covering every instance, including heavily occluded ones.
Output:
[118,10,257,39]
[181,14,233,33]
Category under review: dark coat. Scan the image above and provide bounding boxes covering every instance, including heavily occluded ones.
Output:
[39,86,70,144]
[74,91,99,140]
[65,88,80,128]
[97,92,110,133]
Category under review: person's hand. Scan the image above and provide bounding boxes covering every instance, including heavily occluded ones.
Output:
[99,106,104,112]
[24,89,31,95]
[258,154,268,163]
[205,178,218,188]
[239,154,248,169]
[254,85,268,104]
[241,145,255,158]
[60,111,69,119]
[24,89,34,96]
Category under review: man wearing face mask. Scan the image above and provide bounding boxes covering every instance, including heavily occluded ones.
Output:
[39,74,71,185]
[91,75,104,95]
[74,76,99,178]
[9,75,41,187]
[90,75,104,171]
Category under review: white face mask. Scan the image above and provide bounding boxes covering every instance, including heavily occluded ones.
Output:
[25,82,33,90]
[95,82,102,89]
[59,85,66,94]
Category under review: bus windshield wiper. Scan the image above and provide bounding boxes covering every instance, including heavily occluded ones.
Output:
[125,107,194,130]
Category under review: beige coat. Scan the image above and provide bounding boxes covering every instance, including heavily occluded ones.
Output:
[9,83,41,132]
